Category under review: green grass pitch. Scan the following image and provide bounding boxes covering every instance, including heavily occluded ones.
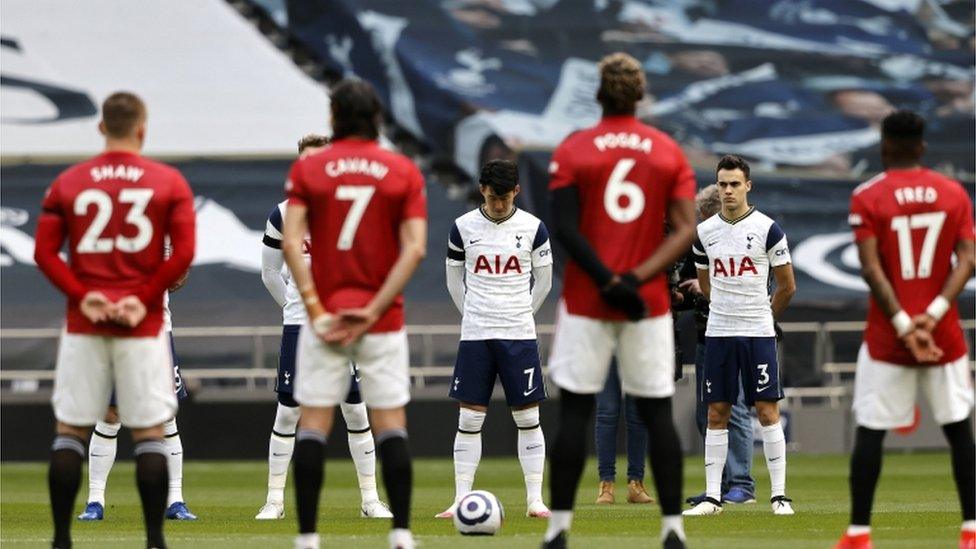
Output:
[0,453,963,548]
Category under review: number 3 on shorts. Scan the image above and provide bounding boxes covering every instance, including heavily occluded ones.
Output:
[756,363,770,385]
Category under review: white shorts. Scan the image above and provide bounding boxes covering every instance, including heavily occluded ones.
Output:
[295,323,410,409]
[52,330,177,429]
[548,302,675,398]
[853,345,974,430]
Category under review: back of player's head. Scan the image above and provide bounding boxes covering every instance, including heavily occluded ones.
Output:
[596,52,645,115]
[101,92,146,139]
[882,110,925,142]
[479,159,518,195]
[330,78,383,141]
[297,133,330,154]
[716,154,750,180]
[695,184,721,219]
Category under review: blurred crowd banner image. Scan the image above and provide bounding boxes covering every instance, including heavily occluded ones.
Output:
[278,0,974,180]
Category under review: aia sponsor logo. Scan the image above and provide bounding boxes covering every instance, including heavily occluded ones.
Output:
[474,254,522,274]
[712,256,758,277]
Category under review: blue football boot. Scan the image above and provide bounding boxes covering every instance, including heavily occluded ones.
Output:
[77,502,104,521]
[165,501,198,520]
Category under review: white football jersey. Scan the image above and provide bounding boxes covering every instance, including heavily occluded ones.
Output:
[447,207,553,341]
[263,200,310,325]
[693,207,791,338]
[162,240,173,331]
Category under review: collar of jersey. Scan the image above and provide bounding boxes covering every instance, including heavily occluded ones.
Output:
[718,205,756,225]
[479,205,518,224]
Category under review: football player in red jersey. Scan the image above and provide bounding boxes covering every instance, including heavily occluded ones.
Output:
[544,53,697,549]
[34,92,196,549]
[836,111,975,549]
[281,79,427,549]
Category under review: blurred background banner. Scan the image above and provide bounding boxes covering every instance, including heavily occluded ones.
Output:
[276,0,974,180]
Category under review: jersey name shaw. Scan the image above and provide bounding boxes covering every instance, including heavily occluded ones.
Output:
[90,164,145,183]
[473,254,522,274]
[324,157,389,180]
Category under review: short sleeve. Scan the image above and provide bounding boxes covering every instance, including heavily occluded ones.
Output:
[766,222,791,267]
[548,141,577,191]
[531,221,553,267]
[955,188,975,242]
[263,205,284,249]
[285,160,308,207]
[670,150,697,201]
[446,221,465,265]
[692,230,708,270]
[402,163,427,220]
[849,191,875,242]
[40,178,63,216]
[169,171,195,226]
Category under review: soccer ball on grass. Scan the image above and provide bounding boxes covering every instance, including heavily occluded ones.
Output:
[454,490,504,536]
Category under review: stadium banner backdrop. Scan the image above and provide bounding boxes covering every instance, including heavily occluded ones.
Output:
[1,0,331,158]
[280,0,974,180]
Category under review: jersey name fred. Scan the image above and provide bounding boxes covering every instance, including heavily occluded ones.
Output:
[448,208,552,341]
[694,207,791,337]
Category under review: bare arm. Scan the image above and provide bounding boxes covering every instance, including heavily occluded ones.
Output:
[770,264,796,319]
[282,203,327,324]
[631,198,697,282]
[696,267,711,302]
[856,238,902,318]
[332,217,427,345]
[916,238,975,330]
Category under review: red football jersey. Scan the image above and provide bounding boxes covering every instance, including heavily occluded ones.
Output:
[849,167,974,366]
[35,151,196,337]
[286,138,427,333]
[549,115,697,319]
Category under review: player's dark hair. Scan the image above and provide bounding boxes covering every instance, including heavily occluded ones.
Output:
[297,133,330,153]
[716,154,750,180]
[330,79,382,141]
[882,110,925,142]
[596,52,645,115]
[479,159,518,195]
[101,92,146,138]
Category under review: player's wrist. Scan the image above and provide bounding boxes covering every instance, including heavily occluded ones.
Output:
[891,310,913,338]
[311,313,332,336]
[924,296,950,323]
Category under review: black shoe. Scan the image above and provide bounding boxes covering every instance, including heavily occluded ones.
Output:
[542,531,567,549]
[663,530,686,549]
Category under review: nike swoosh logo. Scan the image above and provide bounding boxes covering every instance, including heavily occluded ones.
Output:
[272,453,289,457]
[354,377,362,383]
[757,385,770,392]
[454,449,467,453]
[365,450,374,455]
[769,456,780,462]
[91,454,107,457]
[705,462,715,467]
[707,240,718,247]
[170,452,182,456]
[469,239,481,244]
[523,387,537,396]
[526,444,543,450]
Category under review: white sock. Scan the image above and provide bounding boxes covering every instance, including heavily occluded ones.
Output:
[340,402,379,503]
[512,407,545,504]
[389,528,414,549]
[661,515,685,542]
[704,428,728,502]
[544,510,572,541]
[87,421,121,505]
[268,403,300,503]
[761,421,787,498]
[962,520,975,532]
[847,525,871,536]
[294,532,320,549]
[163,417,184,506]
[454,407,486,501]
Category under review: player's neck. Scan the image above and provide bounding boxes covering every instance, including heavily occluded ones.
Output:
[884,160,921,170]
[601,109,635,119]
[480,204,515,222]
[722,203,752,221]
[104,138,142,155]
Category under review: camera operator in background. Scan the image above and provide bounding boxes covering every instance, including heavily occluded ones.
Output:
[673,185,757,506]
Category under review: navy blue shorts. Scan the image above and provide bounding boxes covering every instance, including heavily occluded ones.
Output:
[110,331,187,407]
[702,336,782,406]
[278,325,361,407]
[449,339,546,407]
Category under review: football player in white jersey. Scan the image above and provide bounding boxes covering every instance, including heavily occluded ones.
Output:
[684,155,796,517]
[436,159,554,519]
[256,134,391,520]
[78,261,197,521]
